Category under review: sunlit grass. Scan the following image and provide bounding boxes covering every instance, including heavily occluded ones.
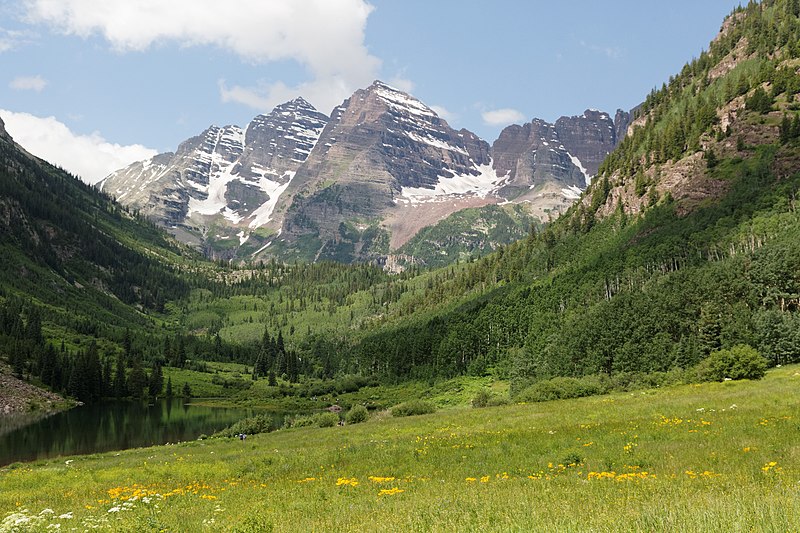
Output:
[3,366,800,531]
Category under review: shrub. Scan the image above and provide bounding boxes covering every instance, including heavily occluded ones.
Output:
[694,344,768,381]
[284,412,341,428]
[487,396,510,407]
[391,400,436,417]
[214,414,274,438]
[472,389,492,408]
[472,389,509,408]
[516,375,610,403]
[345,404,369,424]
[315,412,340,428]
[285,414,316,428]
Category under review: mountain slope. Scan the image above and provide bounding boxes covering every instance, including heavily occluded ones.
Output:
[0,113,195,349]
[101,98,328,257]
[340,0,800,384]
[103,82,626,265]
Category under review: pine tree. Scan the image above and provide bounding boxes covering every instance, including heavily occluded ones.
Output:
[148,363,163,398]
[780,113,792,143]
[698,306,722,356]
[705,148,718,169]
[113,352,127,398]
[181,381,192,398]
[127,356,148,399]
[165,376,173,398]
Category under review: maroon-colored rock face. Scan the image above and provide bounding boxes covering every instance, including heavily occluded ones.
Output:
[491,109,630,201]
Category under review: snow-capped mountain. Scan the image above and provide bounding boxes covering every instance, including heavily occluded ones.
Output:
[102,81,629,263]
[100,98,328,252]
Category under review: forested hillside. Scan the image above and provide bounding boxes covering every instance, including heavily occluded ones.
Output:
[0,116,207,402]
[3,0,800,408]
[339,0,800,390]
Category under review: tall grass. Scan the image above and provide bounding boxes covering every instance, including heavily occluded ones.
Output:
[2,366,799,531]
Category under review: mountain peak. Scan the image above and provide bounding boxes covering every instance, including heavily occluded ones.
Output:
[366,80,437,119]
[284,96,316,111]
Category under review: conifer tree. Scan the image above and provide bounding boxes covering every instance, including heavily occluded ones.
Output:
[127,356,148,399]
[113,352,127,398]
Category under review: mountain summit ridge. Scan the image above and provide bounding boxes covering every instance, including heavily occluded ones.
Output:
[103,80,627,263]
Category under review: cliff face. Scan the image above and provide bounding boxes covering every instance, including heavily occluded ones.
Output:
[101,98,328,255]
[275,81,497,262]
[102,81,628,264]
[490,109,631,220]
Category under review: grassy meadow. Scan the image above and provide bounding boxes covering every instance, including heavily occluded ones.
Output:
[2,366,800,532]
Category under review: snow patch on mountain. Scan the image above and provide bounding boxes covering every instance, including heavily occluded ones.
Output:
[568,153,592,186]
[248,171,296,228]
[398,162,507,204]
[561,185,583,200]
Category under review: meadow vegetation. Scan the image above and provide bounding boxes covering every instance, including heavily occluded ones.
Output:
[2,366,799,531]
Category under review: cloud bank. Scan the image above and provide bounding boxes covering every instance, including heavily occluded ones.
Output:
[482,108,526,127]
[9,75,47,92]
[22,0,381,114]
[0,110,157,185]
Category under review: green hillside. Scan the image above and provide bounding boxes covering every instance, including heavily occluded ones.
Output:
[342,0,800,389]
[2,1,800,412]
[397,203,539,269]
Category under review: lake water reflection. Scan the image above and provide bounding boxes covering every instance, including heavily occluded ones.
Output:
[0,399,271,466]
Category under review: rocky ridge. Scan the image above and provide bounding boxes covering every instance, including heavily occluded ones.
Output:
[101,98,328,255]
[103,82,629,264]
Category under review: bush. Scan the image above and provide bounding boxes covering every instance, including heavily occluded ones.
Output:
[516,375,610,403]
[285,414,316,428]
[472,389,508,408]
[487,396,510,407]
[391,400,436,417]
[472,389,492,408]
[214,414,274,438]
[315,412,340,428]
[285,412,341,428]
[345,404,369,424]
[694,344,768,382]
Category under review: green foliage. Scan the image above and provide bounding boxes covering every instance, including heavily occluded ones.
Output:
[315,412,340,428]
[694,344,768,381]
[345,404,369,424]
[398,204,539,269]
[285,411,341,428]
[215,414,275,438]
[516,376,610,403]
[391,399,436,417]
[471,389,493,408]
[746,86,774,114]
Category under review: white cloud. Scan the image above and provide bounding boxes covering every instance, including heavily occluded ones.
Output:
[9,75,47,92]
[0,109,157,185]
[218,77,353,116]
[22,0,381,115]
[430,105,457,123]
[482,108,526,127]
[580,40,623,60]
[386,77,415,94]
[0,28,31,52]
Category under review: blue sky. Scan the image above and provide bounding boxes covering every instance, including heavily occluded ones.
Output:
[0,0,743,184]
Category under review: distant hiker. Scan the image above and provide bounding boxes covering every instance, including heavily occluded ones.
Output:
[239,433,247,441]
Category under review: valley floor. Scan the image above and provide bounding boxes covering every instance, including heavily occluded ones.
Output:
[2,367,800,531]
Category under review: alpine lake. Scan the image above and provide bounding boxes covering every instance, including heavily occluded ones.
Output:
[0,399,279,466]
